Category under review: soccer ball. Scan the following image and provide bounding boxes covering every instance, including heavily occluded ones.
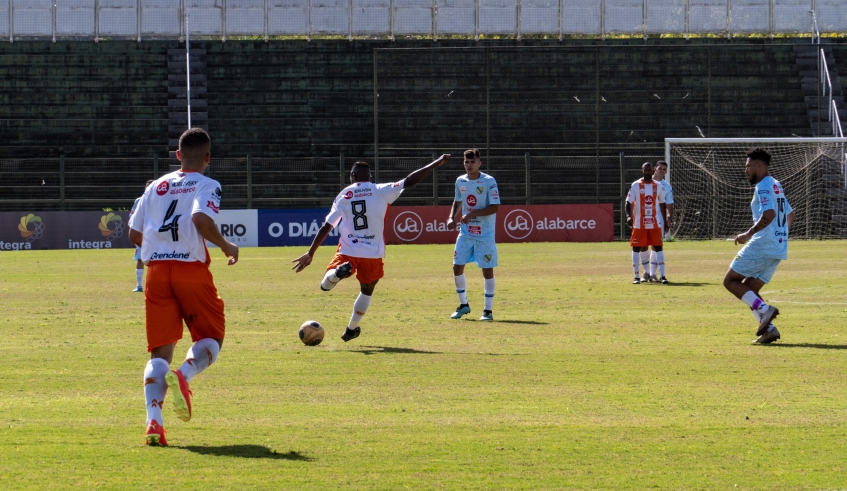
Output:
[299,320,324,346]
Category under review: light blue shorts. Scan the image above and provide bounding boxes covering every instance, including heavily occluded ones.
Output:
[454,235,498,269]
[729,246,782,284]
[133,246,141,261]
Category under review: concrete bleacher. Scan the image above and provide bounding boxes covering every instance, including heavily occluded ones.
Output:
[0,42,169,159]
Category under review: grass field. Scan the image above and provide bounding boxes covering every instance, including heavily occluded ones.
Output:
[1,241,846,490]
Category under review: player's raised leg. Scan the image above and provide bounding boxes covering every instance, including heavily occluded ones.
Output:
[723,266,780,343]
[321,261,353,291]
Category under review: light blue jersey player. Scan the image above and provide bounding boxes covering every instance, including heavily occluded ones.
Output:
[723,148,795,345]
[446,149,501,321]
[130,180,154,292]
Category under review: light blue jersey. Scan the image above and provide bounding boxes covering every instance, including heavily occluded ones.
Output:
[745,175,792,260]
[454,172,500,240]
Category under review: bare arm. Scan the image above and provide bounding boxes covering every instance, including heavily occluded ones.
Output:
[787,210,796,229]
[625,202,633,229]
[129,228,143,247]
[666,203,674,227]
[402,154,451,189]
[192,213,239,265]
[461,204,500,224]
[291,222,334,273]
[446,200,462,231]
[660,203,668,233]
[734,209,776,246]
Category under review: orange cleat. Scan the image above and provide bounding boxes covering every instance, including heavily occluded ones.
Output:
[145,420,168,446]
[165,369,193,422]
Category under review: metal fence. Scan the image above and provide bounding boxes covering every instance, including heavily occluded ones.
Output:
[1,0,844,42]
[0,153,661,237]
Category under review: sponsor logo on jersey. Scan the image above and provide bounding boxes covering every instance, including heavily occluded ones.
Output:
[460,186,466,194]
[394,211,424,242]
[491,189,499,199]
[344,191,354,200]
[170,187,196,195]
[775,230,787,237]
[150,251,191,260]
[466,195,477,207]
[468,225,482,236]
[644,195,654,205]
[354,192,372,198]
[392,182,401,188]
[476,186,484,194]
[213,187,222,202]
[97,213,125,240]
[348,234,376,240]
[172,180,197,188]
[207,201,220,214]
[773,184,780,194]
[504,209,533,240]
[760,197,769,206]
[758,189,770,195]
[156,181,169,196]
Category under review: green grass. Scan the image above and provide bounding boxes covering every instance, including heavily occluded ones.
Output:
[1,241,846,490]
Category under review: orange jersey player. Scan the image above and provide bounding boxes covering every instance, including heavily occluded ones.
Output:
[292,155,451,342]
[625,162,667,284]
[128,128,239,446]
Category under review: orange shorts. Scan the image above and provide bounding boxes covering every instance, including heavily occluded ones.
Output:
[630,227,664,247]
[326,253,384,284]
[145,260,225,352]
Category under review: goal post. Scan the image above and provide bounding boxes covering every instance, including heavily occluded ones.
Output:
[664,138,847,240]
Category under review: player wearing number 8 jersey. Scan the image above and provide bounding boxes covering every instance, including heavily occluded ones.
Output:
[723,148,794,345]
[292,155,452,342]
[128,128,239,446]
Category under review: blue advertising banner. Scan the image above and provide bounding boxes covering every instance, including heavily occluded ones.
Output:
[258,209,340,247]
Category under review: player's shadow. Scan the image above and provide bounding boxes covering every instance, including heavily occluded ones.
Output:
[663,282,712,286]
[767,343,847,350]
[177,445,313,461]
[353,346,442,355]
[495,320,549,325]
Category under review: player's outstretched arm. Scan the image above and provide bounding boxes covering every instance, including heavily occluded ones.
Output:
[193,213,239,265]
[292,222,334,273]
[402,154,451,188]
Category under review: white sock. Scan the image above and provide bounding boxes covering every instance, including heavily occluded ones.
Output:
[454,274,468,304]
[144,358,170,425]
[483,277,495,311]
[640,251,650,276]
[656,251,665,277]
[349,293,372,329]
[178,338,220,383]
[136,268,144,288]
[649,251,657,277]
[740,291,769,314]
[632,252,640,276]
[321,269,341,291]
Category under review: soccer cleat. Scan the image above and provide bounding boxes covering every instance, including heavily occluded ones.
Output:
[132,286,144,292]
[165,369,193,422]
[659,276,669,284]
[752,327,780,345]
[145,420,168,446]
[632,277,641,284]
[756,305,780,336]
[341,326,361,342]
[335,262,353,280]
[642,274,651,282]
[479,310,493,321]
[451,304,471,319]
[648,274,660,283]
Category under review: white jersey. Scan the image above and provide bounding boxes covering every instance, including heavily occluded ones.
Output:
[656,179,674,228]
[625,179,666,230]
[325,180,405,259]
[128,170,222,265]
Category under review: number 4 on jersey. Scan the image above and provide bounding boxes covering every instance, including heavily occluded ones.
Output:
[159,200,181,241]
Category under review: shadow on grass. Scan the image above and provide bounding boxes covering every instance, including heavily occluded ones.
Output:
[662,282,713,287]
[495,320,549,325]
[767,343,847,350]
[177,445,314,460]
[352,346,442,355]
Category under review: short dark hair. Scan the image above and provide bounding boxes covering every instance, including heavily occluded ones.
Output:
[351,161,370,171]
[746,147,771,165]
[464,149,480,160]
[178,128,211,163]
[145,180,154,188]
[656,160,668,168]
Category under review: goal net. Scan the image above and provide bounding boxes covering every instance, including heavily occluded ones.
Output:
[666,138,847,240]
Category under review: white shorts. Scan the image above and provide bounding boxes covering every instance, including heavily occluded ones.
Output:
[729,245,782,284]
[454,235,498,269]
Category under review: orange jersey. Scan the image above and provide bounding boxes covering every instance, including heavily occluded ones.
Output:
[626,179,666,230]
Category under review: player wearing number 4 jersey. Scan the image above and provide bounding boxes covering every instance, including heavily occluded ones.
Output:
[723,148,794,345]
[292,155,452,342]
[129,128,239,446]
